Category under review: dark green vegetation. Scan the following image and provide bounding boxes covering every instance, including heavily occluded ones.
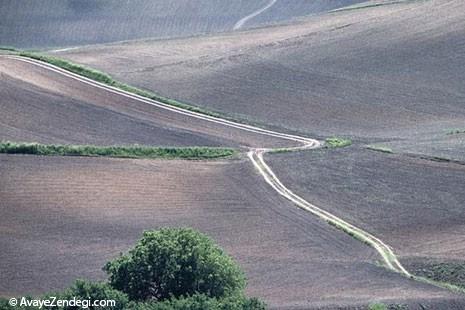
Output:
[411,261,465,290]
[366,145,394,154]
[325,137,352,148]
[18,52,227,119]
[0,141,235,160]
[0,229,264,310]
[0,46,18,52]
[105,228,246,301]
[447,129,465,135]
[368,303,409,310]
[331,0,415,13]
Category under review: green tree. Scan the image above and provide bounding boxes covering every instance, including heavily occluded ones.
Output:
[104,228,246,301]
[45,280,129,310]
[127,294,265,310]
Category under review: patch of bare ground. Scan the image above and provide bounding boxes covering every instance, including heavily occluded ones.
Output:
[61,0,465,143]
[266,147,465,285]
[1,154,463,309]
[0,57,292,149]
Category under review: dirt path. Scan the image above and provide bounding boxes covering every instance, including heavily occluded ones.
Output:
[4,55,413,279]
[233,0,278,30]
[248,147,411,277]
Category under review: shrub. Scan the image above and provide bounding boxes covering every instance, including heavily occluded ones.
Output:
[325,137,352,148]
[127,294,265,310]
[369,303,387,310]
[104,228,246,301]
[0,141,235,160]
[46,280,129,310]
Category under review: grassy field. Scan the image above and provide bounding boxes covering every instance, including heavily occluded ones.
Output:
[0,141,235,160]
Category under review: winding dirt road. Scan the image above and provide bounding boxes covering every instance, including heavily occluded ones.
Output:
[3,55,411,278]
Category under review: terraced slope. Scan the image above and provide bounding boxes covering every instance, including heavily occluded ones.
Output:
[0,0,365,49]
[2,154,464,309]
[61,0,465,144]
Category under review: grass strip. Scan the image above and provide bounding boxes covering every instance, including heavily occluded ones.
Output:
[446,128,465,135]
[366,145,394,153]
[325,137,352,148]
[0,46,19,52]
[0,141,236,160]
[18,51,230,119]
[330,0,422,13]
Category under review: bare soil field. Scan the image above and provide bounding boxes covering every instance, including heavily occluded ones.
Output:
[1,154,464,309]
[374,133,465,163]
[61,0,465,144]
[0,0,364,49]
[266,147,465,277]
[0,57,292,149]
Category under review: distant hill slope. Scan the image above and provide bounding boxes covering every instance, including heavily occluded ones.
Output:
[0,0,365,49]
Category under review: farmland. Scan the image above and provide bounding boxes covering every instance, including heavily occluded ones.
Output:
[1,0,465,308]
[60,0,465,145]
[0,56,292,149]
[2,154,464,308]
[0,0,365,49]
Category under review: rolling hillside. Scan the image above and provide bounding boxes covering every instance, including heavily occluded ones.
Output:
[0,56,292,148]
[2,0,465,308]
[61,0,465,146]
[2,154,464,308]
[0,0,365,49]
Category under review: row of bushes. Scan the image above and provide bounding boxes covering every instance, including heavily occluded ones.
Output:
[0,228,265,309]
[0,141,235,160]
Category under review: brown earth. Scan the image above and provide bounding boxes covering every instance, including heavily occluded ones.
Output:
[0,0,366,49]
[1,154,464,309]
[60,0,465,144]
[266,146,465,280]
[0,57,292,149]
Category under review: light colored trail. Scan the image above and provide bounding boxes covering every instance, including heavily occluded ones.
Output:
[233,0,278,30]
[248,148,411,276]
[3,55,411,277]
[49,47,79,53]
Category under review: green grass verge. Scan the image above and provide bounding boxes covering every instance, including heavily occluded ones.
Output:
[366,145,394,154]
[326,220,370,246]
[330,0,420,13]
[369,303,388,310]
[325,137,352,148]
[18,51,229,119]
[0,46,19,52]
[446,128,465,135]
[369,304,409,310]
[0,141,236,160]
